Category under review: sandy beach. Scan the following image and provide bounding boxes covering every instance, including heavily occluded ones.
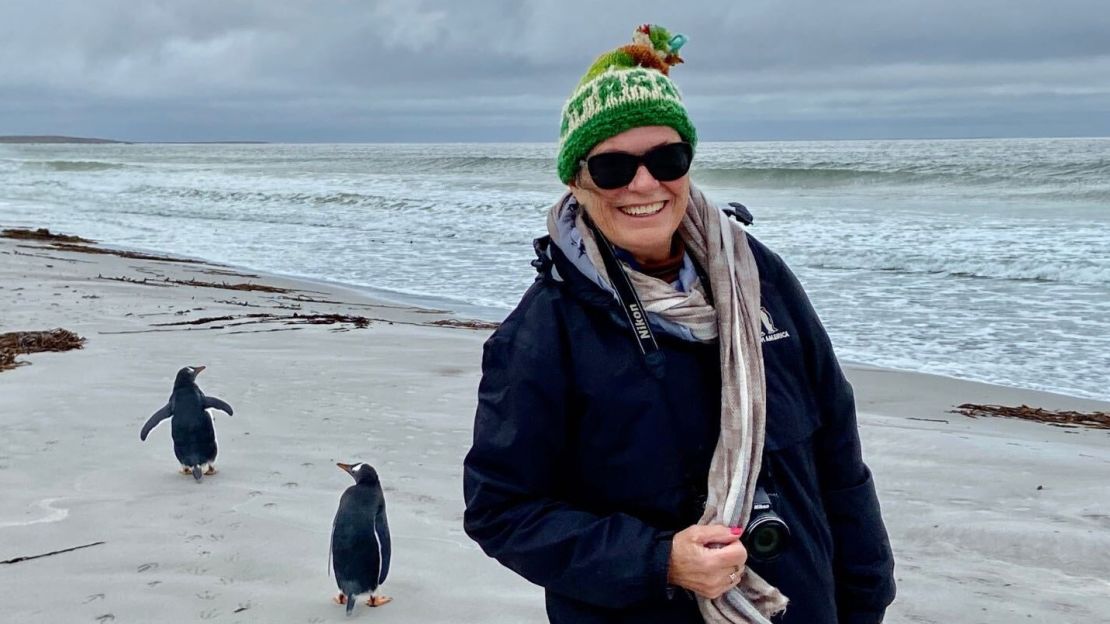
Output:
[1,231,1107,624]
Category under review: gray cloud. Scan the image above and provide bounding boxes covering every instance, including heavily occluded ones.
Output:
[1,0,1107,141]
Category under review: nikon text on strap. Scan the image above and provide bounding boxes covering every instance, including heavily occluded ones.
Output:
[582,213,666,379]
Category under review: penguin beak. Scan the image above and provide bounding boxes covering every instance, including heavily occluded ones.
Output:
[336,462,354,475]
[193,365,206,375]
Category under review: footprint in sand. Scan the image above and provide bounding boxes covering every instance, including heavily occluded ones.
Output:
[199,609,221,620]
[195,590,218,601]
[147,581,162,587]
[282,482,298,488]
[83,594,105,604]
[95,615,115,623]
[137,562,159,573]
[247,490,263,498]
[263,503,277,508]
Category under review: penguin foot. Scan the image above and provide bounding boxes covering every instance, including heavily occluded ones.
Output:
[366,595,392,607]
[204,464,218,476]
[179,466,193,475]
[333,593,347,605]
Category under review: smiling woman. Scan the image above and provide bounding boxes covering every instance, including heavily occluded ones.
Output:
[463,23,896,624]
[571,128,692,265]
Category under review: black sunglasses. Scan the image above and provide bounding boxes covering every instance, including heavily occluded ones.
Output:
[580,142,693,190]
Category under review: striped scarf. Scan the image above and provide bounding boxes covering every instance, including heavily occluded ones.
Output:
[546,186,788,622]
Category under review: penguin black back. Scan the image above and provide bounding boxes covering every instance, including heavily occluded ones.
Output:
[170,369,215,472]
[140,366,234,481]
[331,462,391,614]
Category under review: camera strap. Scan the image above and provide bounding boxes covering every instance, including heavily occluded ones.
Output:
[582,213,666,379]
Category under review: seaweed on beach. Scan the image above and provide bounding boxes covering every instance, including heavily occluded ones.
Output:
[1,227,94,244]
[429,318,501,330]
[2,226,201,263]
[151,312,371,329]
[153,314,275,326]
[0,328,87,372]
[954,403,1110,430]
[97,274,176,287]
[214,298,267,308]
[288,313,371,328]
[97,274,291,293]
[170,277,291,293]
[1,541,105,565]
[44,242,203,264]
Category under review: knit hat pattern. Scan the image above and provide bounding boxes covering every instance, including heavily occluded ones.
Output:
[557,24,697,184]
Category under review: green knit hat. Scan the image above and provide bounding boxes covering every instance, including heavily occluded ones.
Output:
[557,24,697,184]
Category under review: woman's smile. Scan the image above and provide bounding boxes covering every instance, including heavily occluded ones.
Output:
[616,200,667,217]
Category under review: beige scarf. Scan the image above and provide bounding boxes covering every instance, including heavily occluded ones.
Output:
[546,186,788,623]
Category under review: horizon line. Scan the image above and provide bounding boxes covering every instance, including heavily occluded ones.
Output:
[3,133,1110,146]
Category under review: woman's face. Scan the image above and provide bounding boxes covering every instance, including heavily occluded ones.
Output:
[570,125,691,265]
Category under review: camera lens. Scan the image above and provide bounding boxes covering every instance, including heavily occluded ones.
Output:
[743,515,791,563]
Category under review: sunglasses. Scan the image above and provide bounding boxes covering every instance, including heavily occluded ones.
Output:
[580,142,693,190]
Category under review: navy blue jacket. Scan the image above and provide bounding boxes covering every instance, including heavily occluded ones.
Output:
[463,230,895,623]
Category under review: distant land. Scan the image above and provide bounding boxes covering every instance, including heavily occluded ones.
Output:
[0,135,269,144]
[0,135,128,144]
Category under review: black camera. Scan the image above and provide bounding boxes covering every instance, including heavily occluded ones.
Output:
[742,486,791,563]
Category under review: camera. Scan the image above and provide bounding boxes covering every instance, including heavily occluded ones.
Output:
[742,486,791,563]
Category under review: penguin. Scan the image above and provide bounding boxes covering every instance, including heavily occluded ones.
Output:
[331,462,392,614]
[139,366,233,482]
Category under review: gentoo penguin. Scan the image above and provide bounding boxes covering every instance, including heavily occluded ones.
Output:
[331,462,391,614]
[139,366,233,482]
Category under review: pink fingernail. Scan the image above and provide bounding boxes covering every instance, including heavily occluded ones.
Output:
[730,527,742,536]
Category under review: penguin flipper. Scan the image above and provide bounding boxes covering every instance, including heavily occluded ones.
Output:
[328,511,337,578]
[140,404,172,441]
[376,506,391,585]
[203,396,234,416]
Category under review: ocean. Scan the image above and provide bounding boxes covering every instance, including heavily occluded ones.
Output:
[2,138,1107,400]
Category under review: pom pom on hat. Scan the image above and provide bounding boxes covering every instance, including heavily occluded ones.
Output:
[557,24,697,183]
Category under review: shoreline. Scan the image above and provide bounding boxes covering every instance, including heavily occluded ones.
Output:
[5,222,1106,403]
[2,229,1109,623]
[4,225,510,323]
[6,225,1108,415]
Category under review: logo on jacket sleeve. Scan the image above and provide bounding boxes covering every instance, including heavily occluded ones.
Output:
[760,307,790,344]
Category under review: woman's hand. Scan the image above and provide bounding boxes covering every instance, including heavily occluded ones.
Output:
[666,524,748,599]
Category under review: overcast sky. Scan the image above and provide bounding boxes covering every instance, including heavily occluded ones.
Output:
[2,0,1108,142]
